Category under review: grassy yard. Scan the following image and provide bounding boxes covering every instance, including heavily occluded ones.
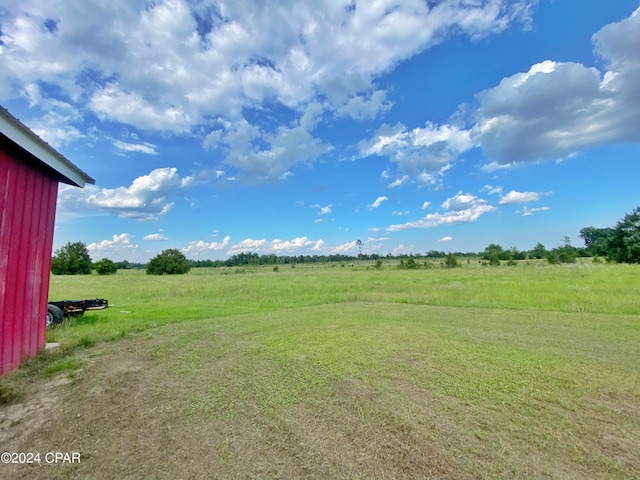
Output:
[1,261,639,479]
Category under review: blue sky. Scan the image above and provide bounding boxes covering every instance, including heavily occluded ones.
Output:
[1,0,639,262]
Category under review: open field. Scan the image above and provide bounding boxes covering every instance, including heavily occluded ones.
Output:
[1,261,639,479]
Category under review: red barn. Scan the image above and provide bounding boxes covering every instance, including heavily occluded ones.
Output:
[0,106,94,375]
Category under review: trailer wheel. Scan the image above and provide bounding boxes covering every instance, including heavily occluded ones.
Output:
[46,304,64,327]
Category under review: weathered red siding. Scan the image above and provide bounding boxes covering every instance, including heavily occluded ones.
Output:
[0,147,58,375]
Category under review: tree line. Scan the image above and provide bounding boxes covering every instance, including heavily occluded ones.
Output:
[578,206,640,263]
[51,206,640,275]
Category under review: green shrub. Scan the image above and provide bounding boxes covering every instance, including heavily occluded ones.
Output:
[547,248,577,264]
[398,258,419,269]
[146,249,191,275]
[94,258,118,275]
[443,253,460,268]
[487,253,501,266]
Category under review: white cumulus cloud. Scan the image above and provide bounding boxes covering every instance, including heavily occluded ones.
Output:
[368,196,388,209]
[113,140,158,155]
[482,185,503,195]
[0,0,538,181]
[387,193,494,231]
[182,236,231,256]
[314,204,332,215]
[331,240,359,254]
[358,122,473,185]
[388,175,409,188]
[498,190,540,205]
[335,89,393,121]
[471,8,640,168]
[87,233,139,257]
[144,233,169,241]
[519,206,550,216]
[272,237,316,251]
[226,236,323,255]
[441,192,482,211]
[57,167,194,220]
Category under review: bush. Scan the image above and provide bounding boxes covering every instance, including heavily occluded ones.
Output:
[94,258,118,275]
[443,253,460,268]
[547,241,578,264]
[482,243,509,261]
[51,242,93,275]
[547,248,577,264]
[398,258,419,269]
[487,253,501,267]
[146,249,191,275]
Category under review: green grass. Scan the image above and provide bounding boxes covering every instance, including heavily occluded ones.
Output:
[44,356,85,377]
[5,260,635,478]
[137,300,639,478]
[46,261,640,348]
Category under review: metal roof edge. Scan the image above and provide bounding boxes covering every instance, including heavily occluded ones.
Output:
[0,106,95,188]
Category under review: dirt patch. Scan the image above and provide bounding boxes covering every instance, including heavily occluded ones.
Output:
[0,376,71,446]
[0,338,185,479]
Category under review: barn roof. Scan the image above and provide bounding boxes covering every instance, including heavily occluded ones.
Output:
[0,106,94,187]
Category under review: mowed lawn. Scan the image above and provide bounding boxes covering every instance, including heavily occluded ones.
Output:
[2,262,639,479]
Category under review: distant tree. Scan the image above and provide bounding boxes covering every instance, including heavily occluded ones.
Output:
[547,237,577,264]
[146,249,191,275]
[374,259,383,270]
[117,260,132,270]
[579,226,615,257]
[486,253,501,267]
[529,242,548,259]
[509,247,526,260]
[608,207,640,263]
[482,243,509,261]
[356,239,363,258]
[443,253,460,268]
[94,258,117,275]
[116,259,145,269]
[51,242,93,275]
[398,257,419,269]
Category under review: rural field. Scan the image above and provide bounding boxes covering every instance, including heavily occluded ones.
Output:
[1,260,639,479]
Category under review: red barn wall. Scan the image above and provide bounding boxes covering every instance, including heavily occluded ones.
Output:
[0,147,58,375]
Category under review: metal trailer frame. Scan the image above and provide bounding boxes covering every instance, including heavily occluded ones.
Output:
[46,298,110,327]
